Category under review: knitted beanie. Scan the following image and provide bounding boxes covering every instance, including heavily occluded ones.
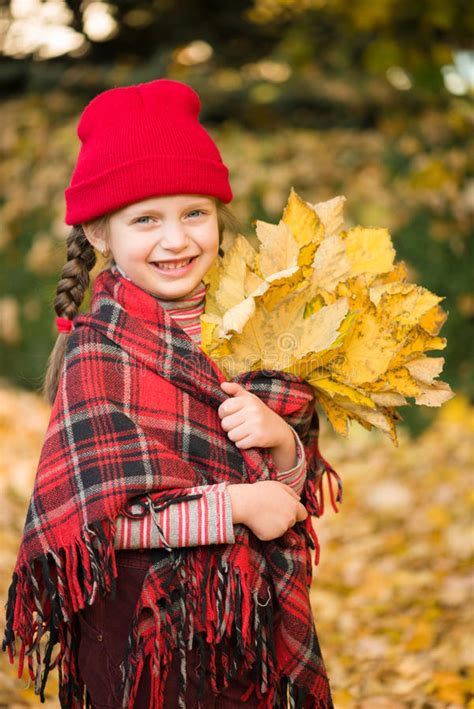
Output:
[64,79,233,225]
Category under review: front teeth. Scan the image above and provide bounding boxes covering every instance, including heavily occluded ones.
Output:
[156,258,192,270]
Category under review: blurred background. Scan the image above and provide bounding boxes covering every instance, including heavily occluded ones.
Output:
[0,1,473,706]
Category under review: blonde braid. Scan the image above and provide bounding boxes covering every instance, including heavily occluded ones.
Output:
[42,226,97,405]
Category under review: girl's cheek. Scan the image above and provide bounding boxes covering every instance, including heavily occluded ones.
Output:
[205,235,220,255]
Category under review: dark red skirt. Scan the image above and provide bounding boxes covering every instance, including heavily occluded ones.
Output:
[77,549,262,708]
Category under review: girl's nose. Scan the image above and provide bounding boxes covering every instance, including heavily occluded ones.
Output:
[159,222,189,251]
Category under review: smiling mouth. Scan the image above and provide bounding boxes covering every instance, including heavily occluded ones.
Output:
[152,256,197,270]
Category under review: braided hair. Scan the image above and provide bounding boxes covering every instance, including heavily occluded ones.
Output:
[41,222,108,405]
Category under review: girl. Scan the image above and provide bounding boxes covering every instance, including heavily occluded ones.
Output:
[3,79,341,708]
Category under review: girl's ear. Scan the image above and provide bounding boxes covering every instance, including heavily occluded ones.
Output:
[82,222,106,253]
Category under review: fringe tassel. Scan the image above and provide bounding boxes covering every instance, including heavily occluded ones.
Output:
[1,519,118,708]
[3,519,333,708]
[120,552,268,708]
[120,549,332,709]
[278,674,334,709]
[299,516,321,571]
[317,467,343,516]
[315,451,343,517]
[304,454,343,520]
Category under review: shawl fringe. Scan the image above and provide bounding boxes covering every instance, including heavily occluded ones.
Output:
[120,548,332,709]
[305,460,343,519]
[2,519,117,707]
[3,515,333,708]
[2,467,340,708]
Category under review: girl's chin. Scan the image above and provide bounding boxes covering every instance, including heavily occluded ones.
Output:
[145,271,204,299]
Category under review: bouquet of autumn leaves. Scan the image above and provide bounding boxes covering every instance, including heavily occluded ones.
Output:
[201,188,454,445]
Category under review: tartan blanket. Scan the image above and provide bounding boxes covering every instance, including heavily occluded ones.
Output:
[3,264,342,708]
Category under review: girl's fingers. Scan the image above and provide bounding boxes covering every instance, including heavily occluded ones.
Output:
[226,423,253,444]
[234,434,255,449]
[220,381,247,396]
[219,411,247,432]
[217,398,245,418]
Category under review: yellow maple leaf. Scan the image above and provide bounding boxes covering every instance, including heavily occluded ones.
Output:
[367,367,422,398]
[287,297,350,362]
[404,356,445,384]
[391,329,447,366]
[369,282,444,327]
[414,380,455,407]
[311,376,377,409]
[202,258,220,316]
[315,390,352,437]
[343,226,396,280]
[254,219,299,278]
[257,265,305,312]
[331,308,401,385]
[419,303,448,335]
[220,288,348,377]
[215,234,257,313]
[311,234,351,293]
[309,195,346,237]
[370,391,407,406]
[282,187,325,248]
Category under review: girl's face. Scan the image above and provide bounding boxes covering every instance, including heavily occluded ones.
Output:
[93,194,219,300]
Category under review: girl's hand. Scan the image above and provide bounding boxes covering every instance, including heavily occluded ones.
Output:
[218,381,294,458]
[227,481,308,541]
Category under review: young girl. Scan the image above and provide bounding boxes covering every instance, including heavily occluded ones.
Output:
[3,79,341,708]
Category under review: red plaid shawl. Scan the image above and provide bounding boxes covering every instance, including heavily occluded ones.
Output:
[3,265,342,708]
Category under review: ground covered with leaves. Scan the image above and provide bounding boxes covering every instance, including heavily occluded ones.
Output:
[0,381,472,707]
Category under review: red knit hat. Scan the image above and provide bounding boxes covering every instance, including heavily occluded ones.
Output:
[64,79,233,225]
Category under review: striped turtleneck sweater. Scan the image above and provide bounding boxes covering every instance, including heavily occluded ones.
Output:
[113,263,307,551]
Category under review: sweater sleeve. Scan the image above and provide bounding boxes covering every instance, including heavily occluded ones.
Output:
[274,425,308,496]
[114,481,235,550]
[114,428,306,551]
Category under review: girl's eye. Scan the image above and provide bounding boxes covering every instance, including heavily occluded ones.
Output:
[134,211,205,224]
